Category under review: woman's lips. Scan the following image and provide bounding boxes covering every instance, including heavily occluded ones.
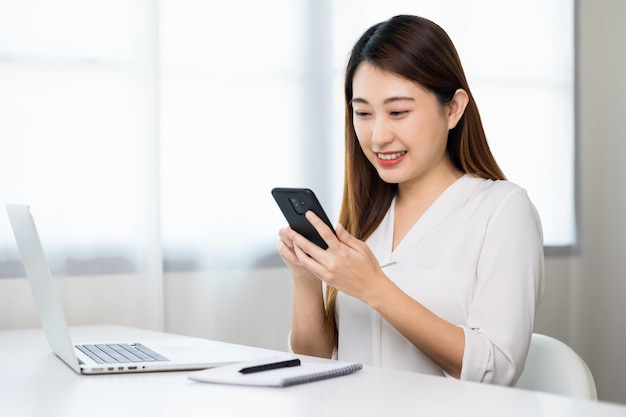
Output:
[376,151,407,167]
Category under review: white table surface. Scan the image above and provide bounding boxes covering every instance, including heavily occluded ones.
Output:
[1,325,626,417]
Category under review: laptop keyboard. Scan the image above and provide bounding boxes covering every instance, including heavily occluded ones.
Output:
[75,343,170,364]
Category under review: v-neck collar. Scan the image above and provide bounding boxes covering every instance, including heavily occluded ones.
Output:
[376,174,483,262]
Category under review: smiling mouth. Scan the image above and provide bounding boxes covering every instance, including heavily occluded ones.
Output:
[377,151,407,161]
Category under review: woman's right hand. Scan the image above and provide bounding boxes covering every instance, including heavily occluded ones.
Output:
[279,226,332,358]
[277,226,318,282]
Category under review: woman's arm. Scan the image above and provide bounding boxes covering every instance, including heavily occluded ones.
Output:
[288,186,543,384]
[366,277,465,378]
[277,228,334,358]
[287,215,465,377]
[289,273,334,358]
[458,188,544,384]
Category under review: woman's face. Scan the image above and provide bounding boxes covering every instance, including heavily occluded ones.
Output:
[351,62,461,188]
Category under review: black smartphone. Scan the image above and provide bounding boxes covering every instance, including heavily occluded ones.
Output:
[271,187,335,249]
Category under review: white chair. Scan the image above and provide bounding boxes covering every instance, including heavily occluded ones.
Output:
[516,333,598,400]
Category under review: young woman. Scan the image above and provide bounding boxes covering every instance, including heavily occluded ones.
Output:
[277,15,544,385]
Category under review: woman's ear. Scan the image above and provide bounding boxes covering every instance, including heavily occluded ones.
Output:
[446,89,469,130]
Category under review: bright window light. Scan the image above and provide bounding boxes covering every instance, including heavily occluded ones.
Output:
[0,0,575,277]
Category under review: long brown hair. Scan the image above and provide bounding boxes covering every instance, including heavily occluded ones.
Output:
[324,15,506,348]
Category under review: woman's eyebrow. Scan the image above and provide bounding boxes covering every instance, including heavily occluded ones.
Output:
[351,96,415,105]
[384,96,415,104]
[351,97,369,105]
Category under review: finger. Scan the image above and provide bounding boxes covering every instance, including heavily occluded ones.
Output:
[335,223,361,249]
[279,217,327,258]
[277,240,302,266]
[278,227,296,249]
[293,241,326,277]
[304,210,337,248]
[291,233,320,262]
[292,241,313,267]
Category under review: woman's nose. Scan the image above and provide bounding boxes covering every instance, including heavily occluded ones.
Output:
[371,117,393,145]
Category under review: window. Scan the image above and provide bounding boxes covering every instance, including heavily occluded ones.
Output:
[0,0,159,277]
[0,0,575,279]
[329,0,576,247]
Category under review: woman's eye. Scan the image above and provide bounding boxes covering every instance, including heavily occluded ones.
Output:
[354,111,371,117]
[390,110,408,117]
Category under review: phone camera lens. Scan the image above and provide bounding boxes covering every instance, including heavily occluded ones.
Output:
[288,197,308,214]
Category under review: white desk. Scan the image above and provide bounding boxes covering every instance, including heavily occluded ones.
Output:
[1,325,626,417]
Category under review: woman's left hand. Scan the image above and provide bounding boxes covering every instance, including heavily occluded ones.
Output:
[286,210,388,304]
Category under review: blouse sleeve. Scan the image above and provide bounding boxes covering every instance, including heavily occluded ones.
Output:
[459,187,545,385]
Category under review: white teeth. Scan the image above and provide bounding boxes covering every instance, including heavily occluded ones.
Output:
[377,151,406,160]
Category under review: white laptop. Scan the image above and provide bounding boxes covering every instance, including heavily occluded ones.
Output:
[6,203,272,375]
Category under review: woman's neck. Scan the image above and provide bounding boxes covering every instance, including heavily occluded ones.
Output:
[396,167,464,208]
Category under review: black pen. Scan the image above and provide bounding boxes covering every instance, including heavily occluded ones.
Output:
[239,358,301,374]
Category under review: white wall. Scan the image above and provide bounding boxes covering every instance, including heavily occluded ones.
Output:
[164,269,293,351]
[2,0,626,405]
[0,269,294,352]
[569,0,626,404]
[530,0,626,404]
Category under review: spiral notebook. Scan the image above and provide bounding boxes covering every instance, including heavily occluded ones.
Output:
[189,356,363,387]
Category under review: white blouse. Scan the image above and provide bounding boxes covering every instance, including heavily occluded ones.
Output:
[335,174,545,385]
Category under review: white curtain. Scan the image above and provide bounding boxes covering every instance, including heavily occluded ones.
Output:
[0,0,574,329]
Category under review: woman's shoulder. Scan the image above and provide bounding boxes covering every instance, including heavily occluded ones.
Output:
[455,176,542,233]
[463,175,533,207]
[464,174,526,194]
